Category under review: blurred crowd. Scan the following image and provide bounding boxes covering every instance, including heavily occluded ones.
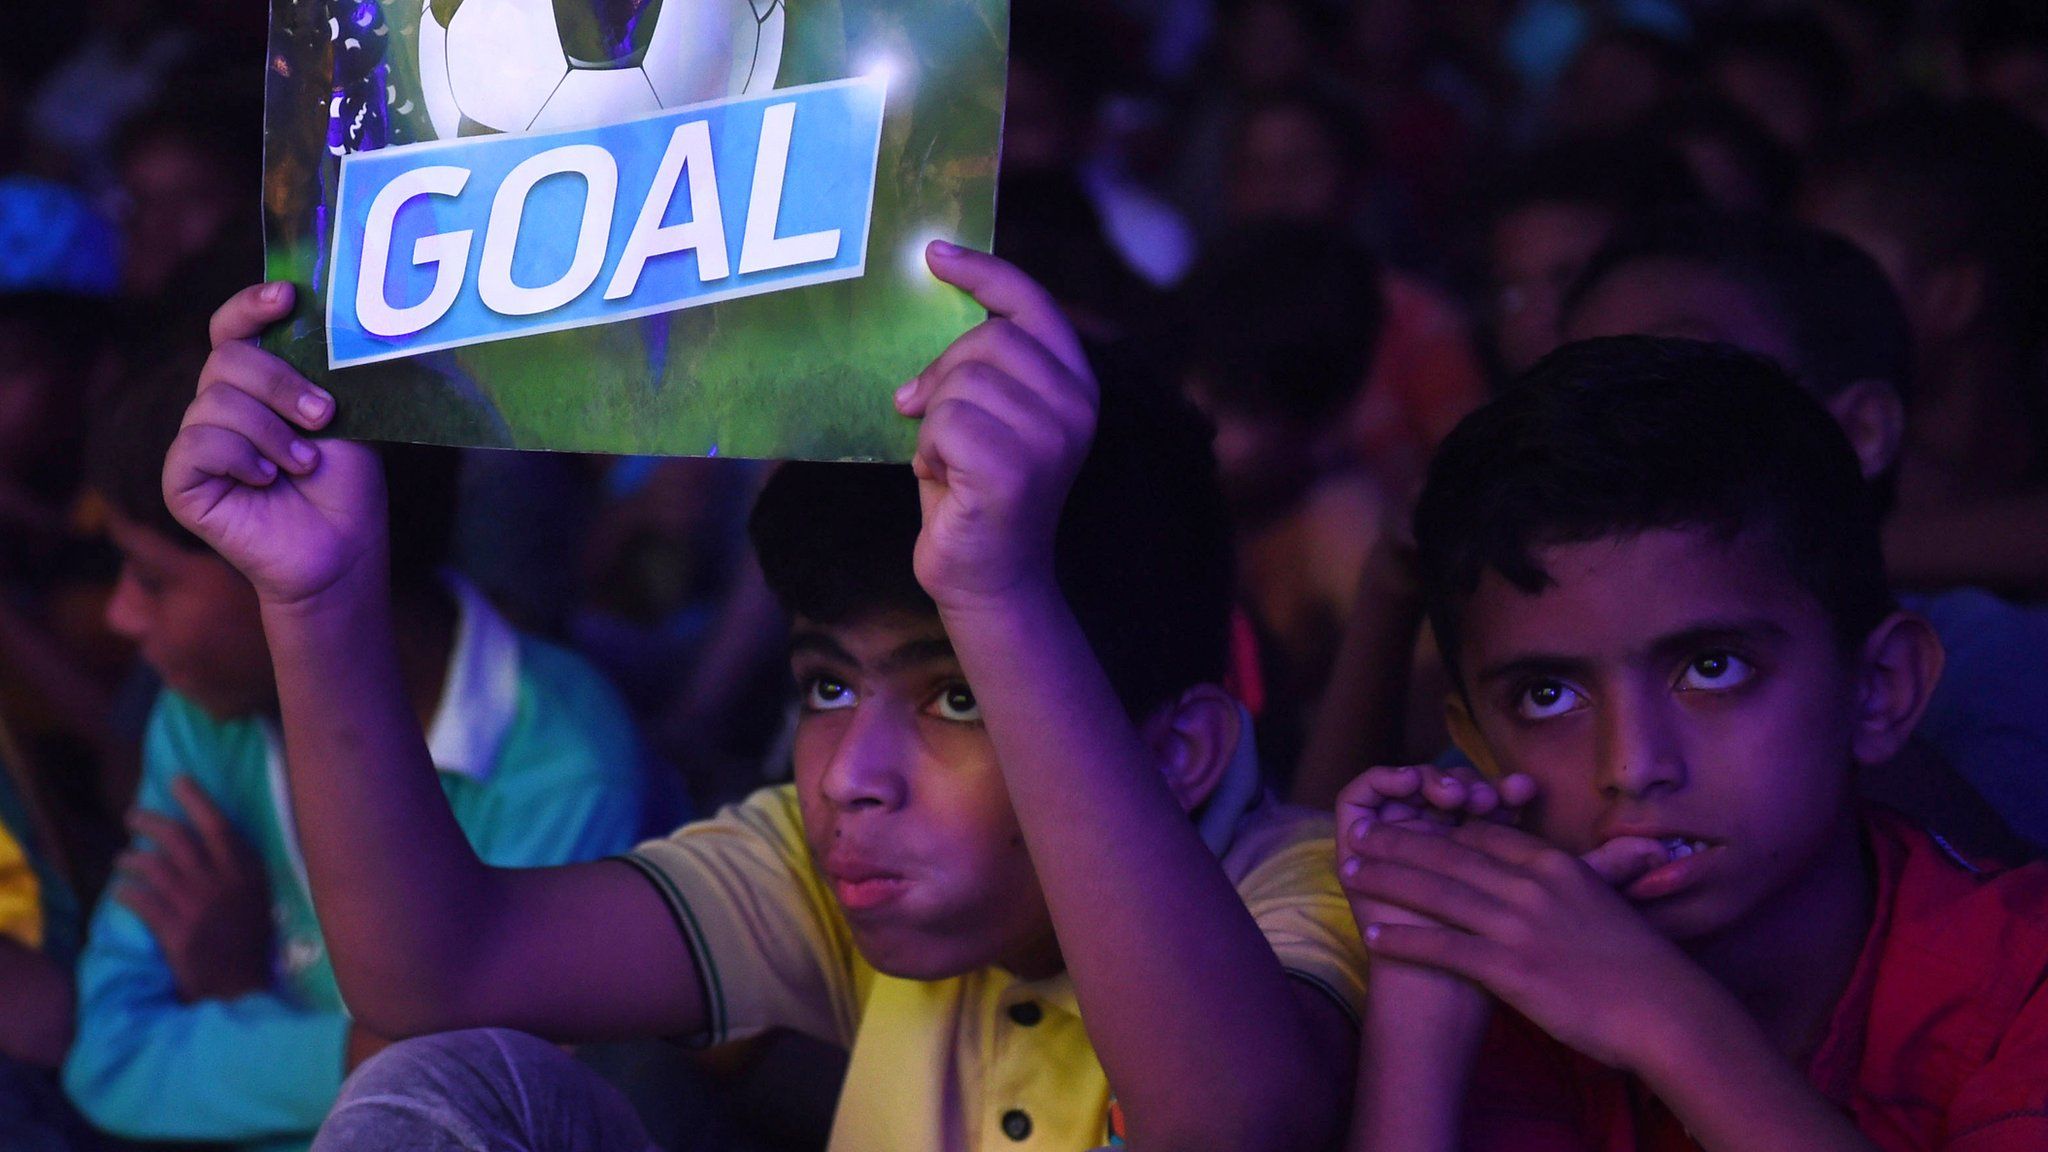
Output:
[1,0,2045,1149]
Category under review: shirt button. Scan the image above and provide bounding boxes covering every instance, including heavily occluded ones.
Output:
[1002,1109,1033,1141]
[1007,1001,1043,1027]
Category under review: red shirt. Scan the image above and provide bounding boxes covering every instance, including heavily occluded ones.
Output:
[1465,810,2048,1151]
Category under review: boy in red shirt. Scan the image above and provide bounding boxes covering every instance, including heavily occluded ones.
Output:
[1337,336,2048,1152]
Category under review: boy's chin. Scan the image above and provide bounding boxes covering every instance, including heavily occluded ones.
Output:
[849,923,994,983]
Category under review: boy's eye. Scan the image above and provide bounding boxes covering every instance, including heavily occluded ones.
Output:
[1677,652,1754,692]
[930,684,981,723]
[803,677,856,712]
[1514,680,1585,721]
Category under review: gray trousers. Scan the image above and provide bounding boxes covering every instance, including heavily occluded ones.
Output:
[314,1029,663,1152]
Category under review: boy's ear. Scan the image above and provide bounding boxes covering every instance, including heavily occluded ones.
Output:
[1442,694,1505,781]
[1141,685,1243,813]
[1824,379,1907,483]
[1849,611,1945,767]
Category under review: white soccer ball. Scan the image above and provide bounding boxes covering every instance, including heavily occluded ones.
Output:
[416,0,784,138]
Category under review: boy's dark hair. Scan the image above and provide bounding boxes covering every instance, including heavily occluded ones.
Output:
[1168,222,1384,424]
[750,354,1233,719]
[1564,209,1914,404]
[85,345,460,593]
[1415,337,1893,685]
[1806,98,2048,342]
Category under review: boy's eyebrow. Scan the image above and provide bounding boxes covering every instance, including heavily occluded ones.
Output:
[875,636,958,675]
[786,632,958,674]
[788,631,857,666]
[1474,654,1595,689]
[1475,618,1796,687]
[1644,619,1793,663]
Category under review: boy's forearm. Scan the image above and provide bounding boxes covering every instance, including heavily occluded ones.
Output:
[258,572,498,1032]
[940,581,1344,1152]
[1346,976,1489,1152]
[1626,983,1879,1152]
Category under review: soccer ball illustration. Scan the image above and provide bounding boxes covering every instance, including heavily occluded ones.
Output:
[416,0,784,138]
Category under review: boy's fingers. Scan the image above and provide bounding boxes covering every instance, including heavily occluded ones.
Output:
[1359,921,1508,988]
[1579,836,1670,888]
[1465,780,1501,816]
[170,777,246,873]
[208,282,296,349]
[185,381,323,477]
[1444,819,1555,868]
[168,423,282,492]
[1335,766,1424,823]
[115,852,198,920]
[924,243,1089,379]
[197,341,334,430]
[126,810,208,880]
[112,877,181,937]
[1420,770,1467,808]
[1339,855,1518,936]
[1498,773,1539,809]
[904,318,1096,423]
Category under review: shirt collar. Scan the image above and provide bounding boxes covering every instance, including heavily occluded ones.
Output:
[421,574,522,782]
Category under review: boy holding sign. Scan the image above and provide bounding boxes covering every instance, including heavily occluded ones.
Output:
[166,245,1366,1151]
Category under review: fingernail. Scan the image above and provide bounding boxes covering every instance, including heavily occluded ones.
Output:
[928,239,962,258]
[1349,817,1372,844]
[1340,856,1361,879]
[256,457,278,481]
[263,281,290,304]
[289,440,317,469]
[1364,923,1383,945]
[298,389,333,422]
[894,379,917,405]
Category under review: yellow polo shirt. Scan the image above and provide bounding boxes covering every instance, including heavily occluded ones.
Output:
[625,785,1367,1151]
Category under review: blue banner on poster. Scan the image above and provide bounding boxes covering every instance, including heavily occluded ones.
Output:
[326,75,886,368]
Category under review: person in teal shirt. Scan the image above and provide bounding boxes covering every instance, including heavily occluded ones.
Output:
[61,368,646,1152]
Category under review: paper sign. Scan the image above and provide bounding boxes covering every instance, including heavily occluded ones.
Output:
[261,0,1007,460]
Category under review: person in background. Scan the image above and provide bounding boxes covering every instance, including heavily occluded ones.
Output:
[62,350,647,1152]
[1801,99,2048,596]
[1171,222,1393,783]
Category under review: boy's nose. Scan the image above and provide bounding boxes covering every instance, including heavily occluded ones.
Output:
[1594,689,1687,799]
[818,706,909,813]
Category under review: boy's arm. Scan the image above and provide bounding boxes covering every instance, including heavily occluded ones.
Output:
[62,888,353,1143]
[900,245,1355,1152]
[162,285,703,1043]
[1349,822,1881,1152]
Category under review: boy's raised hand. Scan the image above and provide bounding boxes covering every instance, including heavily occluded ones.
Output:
[1344,819,1714,1070]
[894,243,1097,612]
[165,284,385,608]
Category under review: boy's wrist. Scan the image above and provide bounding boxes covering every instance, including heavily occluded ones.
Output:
[255,554,390,629]
[1611,965,1752,1084]
[926,566,1064,625]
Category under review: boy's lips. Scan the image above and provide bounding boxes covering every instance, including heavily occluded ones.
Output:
[823,859,912,913]
[1599,832,1725,903]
